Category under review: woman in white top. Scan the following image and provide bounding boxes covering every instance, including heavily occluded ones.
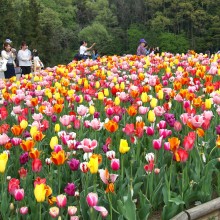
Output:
[79,41,96,60]
[17,41,32,76]
[1,42,16,79]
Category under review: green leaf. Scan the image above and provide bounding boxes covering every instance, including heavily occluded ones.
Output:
[169,196,185,205]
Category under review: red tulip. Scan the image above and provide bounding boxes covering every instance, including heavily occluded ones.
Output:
[32,158,42,172]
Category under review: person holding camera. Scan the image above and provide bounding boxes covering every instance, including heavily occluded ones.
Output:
[137,39,147,56]
[79,41,96,60]
[1,42,16,79]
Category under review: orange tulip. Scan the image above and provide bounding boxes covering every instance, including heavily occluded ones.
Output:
[53,104,63,114]
[106,183,115,193]
[38,105,46,114]
[31,97,38,107]
[29,148,41,159]
[127,105,137,116]
[168,137,180,152]
[192,97,203,108]
[4,142,12,150]
[196,128,205,137]
[173,81,182,90]
[56,98,64,104]
[20,139,35,151]
[104,120,118,133]
[11,125,23,136]
[51,150,67,165]
[130,90,139,98]
[33,131,45,142]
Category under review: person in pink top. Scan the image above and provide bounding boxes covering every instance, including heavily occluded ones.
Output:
[137,38,147,56]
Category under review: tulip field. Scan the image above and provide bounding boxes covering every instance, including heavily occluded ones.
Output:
[0,52,220,220]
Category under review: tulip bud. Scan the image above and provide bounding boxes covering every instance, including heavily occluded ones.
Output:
[111,159,120,171]
[148,110,156,123]
[49,207,59,218]
[68,206,77,216]
[86,192,98,207]
[56,194,67,208]
[20,207,28,215]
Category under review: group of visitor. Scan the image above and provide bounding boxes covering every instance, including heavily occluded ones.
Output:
[0,39,44,79]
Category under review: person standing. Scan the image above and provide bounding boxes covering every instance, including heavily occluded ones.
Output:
[17,41,32,76]
[137,39,147,56]
[1,42,16,79]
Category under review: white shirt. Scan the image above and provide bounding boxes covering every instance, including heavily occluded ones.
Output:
[79,45,87,55]
[34,56,44,68]
[18,49,32,66]
[1,50,15,64]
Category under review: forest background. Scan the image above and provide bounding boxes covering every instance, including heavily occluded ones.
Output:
[0,0,220,66]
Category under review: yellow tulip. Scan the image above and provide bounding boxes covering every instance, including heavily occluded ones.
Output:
[54,124,60,133]
[30,126,38,138]
[157,90,164,100]
[54,92,60,100]
[95,81,100,89]
[205,99,212,109]
[98,92,104,100]
[119,139,130,154]
[34,184,47,202]
[150,98,158,108]
[50,136,58,150]
[20,120,28,129]
[88,157,98,174]
[89,105,95,115]
[120,82,125,90]
[148,110,156,123]
[104,88,109,97]
[141,92,148,103]
[114,97,120,106]
[0,152,8,173]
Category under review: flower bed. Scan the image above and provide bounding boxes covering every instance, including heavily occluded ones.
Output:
[0,52,220,219]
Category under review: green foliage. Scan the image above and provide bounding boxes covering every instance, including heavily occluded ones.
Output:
[159,32,190,53]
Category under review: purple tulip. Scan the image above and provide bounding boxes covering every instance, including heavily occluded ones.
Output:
[68,158,80,171]
[19,152,29,165]
[64,183,76,196]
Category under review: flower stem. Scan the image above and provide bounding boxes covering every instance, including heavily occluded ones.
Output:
[39,202,42,220]
[107,193,113,220]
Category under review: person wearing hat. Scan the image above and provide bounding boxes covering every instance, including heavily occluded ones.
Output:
[137,38,147,56]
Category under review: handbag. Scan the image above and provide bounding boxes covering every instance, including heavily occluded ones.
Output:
[0,58,7,71]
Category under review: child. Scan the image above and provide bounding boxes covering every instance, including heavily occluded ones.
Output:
[32,49,44,72]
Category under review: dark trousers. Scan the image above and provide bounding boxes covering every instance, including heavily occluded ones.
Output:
[4,64,15,79]
[20,66,31,76]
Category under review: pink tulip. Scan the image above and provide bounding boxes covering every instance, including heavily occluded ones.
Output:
[86,192,98,207]
[0,134,10,145]
[159,129,172,138]
[152,137,163,150]
[32,113,43,121]
[70,216,79,220]
[68,206,77,216]
[78,138,98,152]
[89,118,103,130]
[154,106,165,116]
[59,115,71,126]
[138,106,148,115]
[54,145,63,153]
[77,105,88,116]
[174,121,182,131]
[164,142,170,151]
[157,120,167,129]
[14,189,24,201]
[20,206,28,215]
[94,206,108,217]
[49,207,59,218]
[56,194,67,208]
[111,159,120,171]
[189,115,204,128]
[145,126,154,136]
